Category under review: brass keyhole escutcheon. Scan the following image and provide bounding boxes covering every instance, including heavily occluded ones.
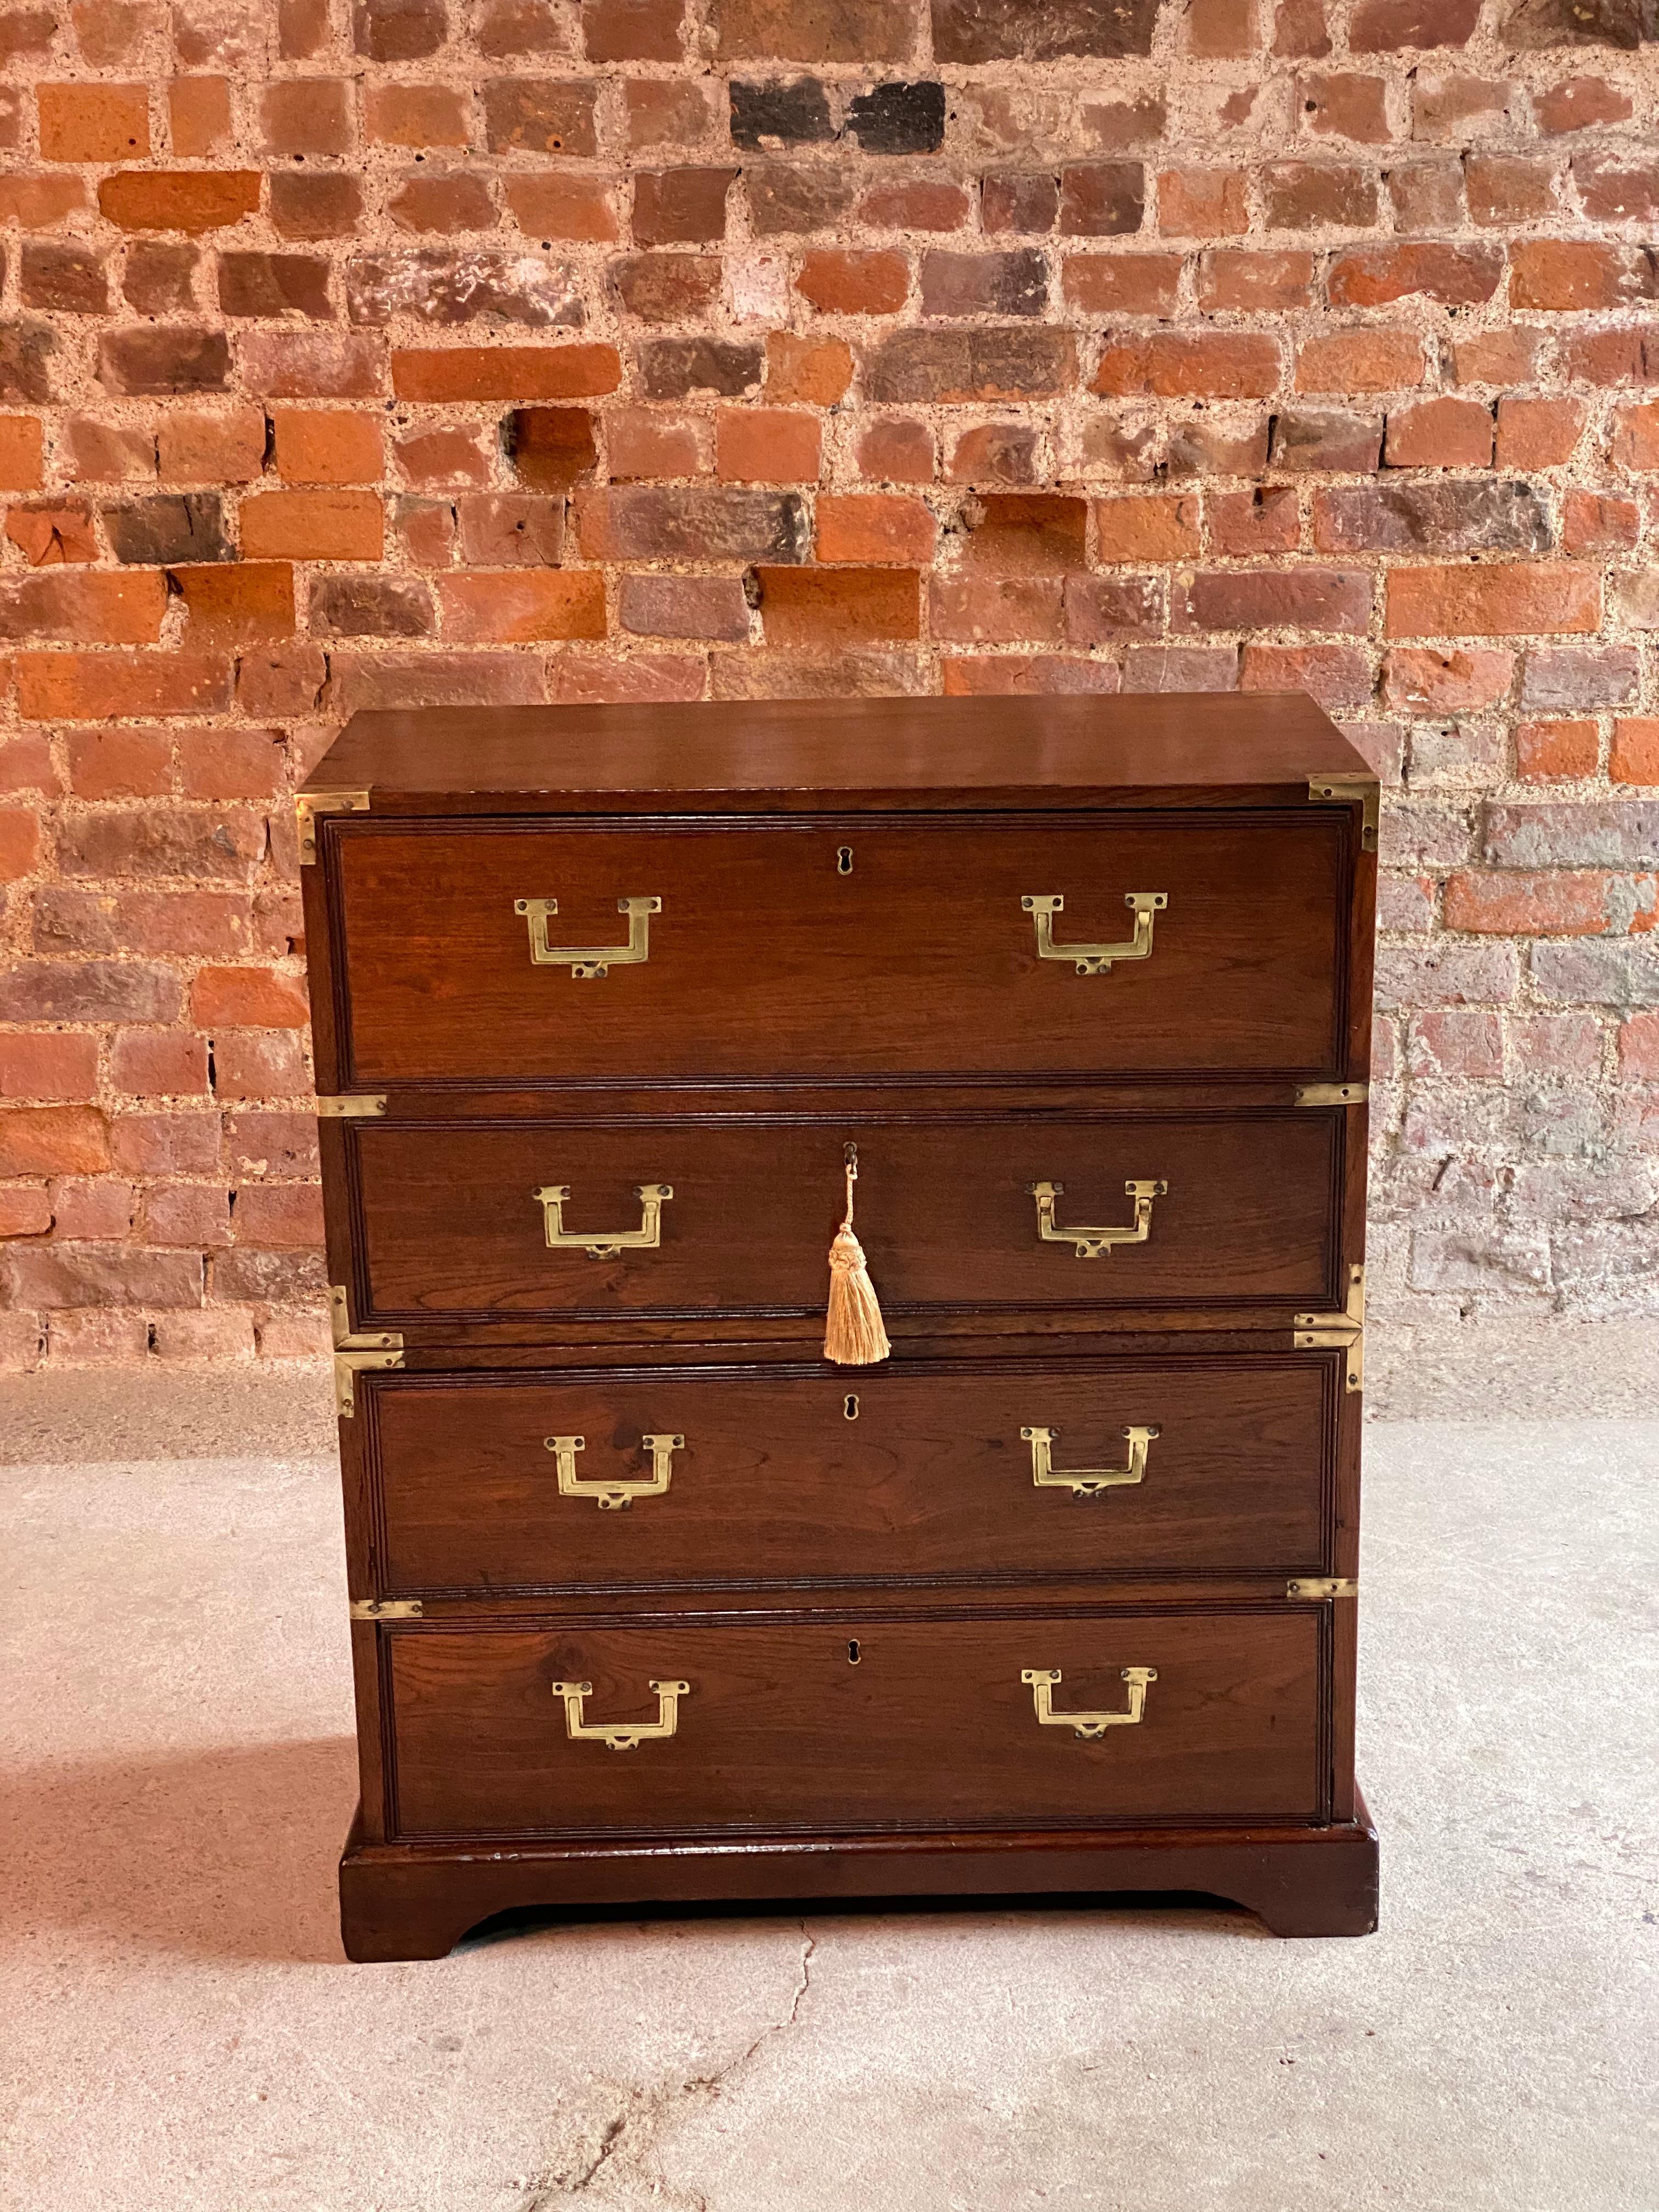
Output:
[848,1640,861,1664]
[837,846,853,874]
[844,1393,859,1420]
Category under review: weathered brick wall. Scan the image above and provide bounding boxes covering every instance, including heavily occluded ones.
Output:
[0,0,1655,1367]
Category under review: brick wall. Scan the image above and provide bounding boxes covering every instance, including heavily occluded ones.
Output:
[0,0,1656,1367]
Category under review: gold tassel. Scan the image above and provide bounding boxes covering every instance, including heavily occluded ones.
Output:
[824,1145,891,1367]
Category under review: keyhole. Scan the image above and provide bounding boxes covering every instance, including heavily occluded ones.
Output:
[844,1393,859,1420]
[836,846,853,874]
[847,1640,861,1664]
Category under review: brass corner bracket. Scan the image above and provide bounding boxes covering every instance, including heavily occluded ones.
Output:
[296,789,370,865]
[330,1283,403,1418]
[1294,1262,1365,1393]
[1308,775,1379,853]
[349,1598,423,1621]
[316,1094,387,1119]
[1287,1578,1358,1601]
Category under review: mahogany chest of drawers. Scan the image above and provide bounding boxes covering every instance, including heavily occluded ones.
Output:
[299,693,1380,1961]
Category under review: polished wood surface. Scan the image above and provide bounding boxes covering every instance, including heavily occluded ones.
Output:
[385,1610,1325,1840]
[304,692,1375,809]
[331,815,1348,1084]
[302,693,1379,1954]
[349,1111,1344,1325]
[368,1357,1333,1595]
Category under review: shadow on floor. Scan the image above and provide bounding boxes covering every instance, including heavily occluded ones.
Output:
[4,1737,359,1967]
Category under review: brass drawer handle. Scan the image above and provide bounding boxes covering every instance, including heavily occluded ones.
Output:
[1021,1666,1156,1740]
[550,1677,690,1751]
[545,1432,683,1510]
[533,1181,672,1256]
[1021,1423,1159,1498]
[1023,891,1166,975]
[515,895,661,978]
[1030,1178,1166,1259]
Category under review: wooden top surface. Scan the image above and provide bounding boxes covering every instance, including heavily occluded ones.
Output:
[305,692,1372,811]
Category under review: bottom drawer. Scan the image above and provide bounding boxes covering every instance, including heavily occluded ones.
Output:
[385,1609,1327,1841]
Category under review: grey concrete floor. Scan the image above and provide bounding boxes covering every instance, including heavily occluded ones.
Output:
[2,1375,1656,2211]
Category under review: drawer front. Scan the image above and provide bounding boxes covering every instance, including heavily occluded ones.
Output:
[385,1610,1325,1839]
[347,1110,1345,1327]
[328,817,1350,1085]
[366,1360,1333,1595]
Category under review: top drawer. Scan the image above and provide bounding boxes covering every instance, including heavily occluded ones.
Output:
[322,815,1352,1087]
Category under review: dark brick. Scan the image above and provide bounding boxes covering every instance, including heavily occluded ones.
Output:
[1059,163,1144,236]
[1503,0,1653,47]
[577,485,811,562]
[920,249,1048,318]
[983,173,1059,234]
[847,81,946,155]
[0,321,55,403]
[729,77,836,149]
[270,173,364,241]
[123,242,198,313]
[613,254,722,321]
[99,327,228,396]
[353,0,447,58]
[346,249,583,327]
[1313,480,1552,554]
[1261,162,1379,228]
[744,162,857,235]
[20,241,109,315]
[507,405,599,489]
[1269,410,1383,472]
[862,328,1075,403]
[105,493,230,565]
[0,960,183,1024]
[217,252,333,320]
[309,575,436,637]
[639,337,764,398]
[631,167,738,245]
[932,0,1160,62]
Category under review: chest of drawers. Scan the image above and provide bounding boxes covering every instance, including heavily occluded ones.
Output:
[300,693,1380,1961]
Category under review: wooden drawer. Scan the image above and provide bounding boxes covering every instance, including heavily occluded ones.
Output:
[341,1108,1347,1329]
[383,1609,1327,1839]
[362,1358,1334,1596]
[325,815,1351,1086]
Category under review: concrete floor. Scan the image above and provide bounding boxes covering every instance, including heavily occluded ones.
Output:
[3,1370,1656,2210]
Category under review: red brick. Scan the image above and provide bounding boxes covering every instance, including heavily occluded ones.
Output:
[1093,494,1200,562]
[392,343,621,400]
[0,1187,50,1238]
[1510,240,1658,312]
[259,77,353,157]
[140,1182,232,1249]
[857,180,970,233]
[930,575,1065,645]
[1091,332,1280,399]
[1444,870,1620,936]
[585,0,684,59]
[1516,718,1598,781]
[815,493,935,565]
[240,491,383,561]
[0,176,89,228]
[1187,0,1257,53]
[949,424,1039,485]
[1197,250,1313,312]
[1384,397,1493,469]
[16,652,230,719]
[0,416,43,492]
[1406,1009,1502,1082]
[178,727,286,801]
[766,332,854,404]
[38,81,150,161]
[0,1105,109,1175]
[45,1178,136,1239]
[854,419,935,483]
[1451,328,1543,386]
[1350,0,1480,44]
[273,409,383,485]
[631,166,735,246]
[942,656,1121,697]
[715,408,820,483]
[437,570,607,641]
[0,1032,100,1100]
[1385,565,1600,639]
[1240,642,1371,706]
[364,83,470,147]
[1206,487,1300,555]
[795,249,909,317]
[189,966,309,1028]
[172,563,296,644]
[1261,162,1377,229]
[240,330,388,399]
[1494,396,1585,470]
[396,428,492,488]
[230,1182,325,1247]
[1466,156,1559,228]
[1612,720,1659,786]
[0,806,42,877]
[618,574,748,641]
[1537,76,1633,136]
[503,173,618,241]
[66,724,172,798]
[1060,255,1182,315]
[0,569,167,645]
[1157,168,1248,236]
[1561,493,1639,552]
[111,1029,210,1096]
[98,169,261,234]
[1300,72,1391,144]
[1385,647,1515,713]
[1611,403,1659,472]
[1617,1012,1659,1075]
[603,408,706,479]
[169,75,232,157]
[1295,329,1423,392]
[1172,567,1371,635]
[157,408,266,484]
[1328,241,1502,308]
[755,566,920,647]
[209,1031,309,1101]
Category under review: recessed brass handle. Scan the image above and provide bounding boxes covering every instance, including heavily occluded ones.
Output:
[1021,1666,1156,1740]
[515,895,661,978]
[1023,891,1166,975]
[1029,1178,1166,1259]
[550,1677,690,1751]
[545,1432,683,1510]
[533,1182,672,1257]
[1020,1424,1159,1497]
